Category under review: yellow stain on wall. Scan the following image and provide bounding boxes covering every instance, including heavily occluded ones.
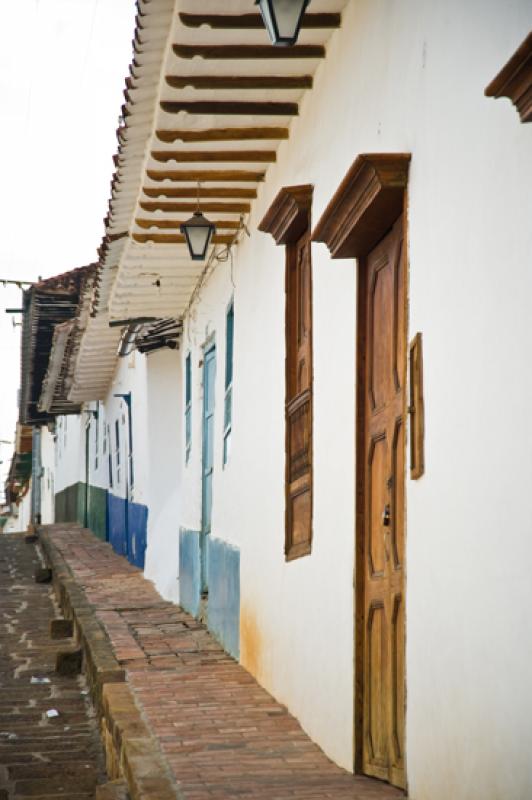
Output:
[240,607,263,681]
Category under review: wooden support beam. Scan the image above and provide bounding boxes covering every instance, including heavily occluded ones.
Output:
[151,150,276,163]
[160,100,298,116]
[140,200,252,213]
[179,13,341,30]
[146,169,265,182]
[136,218,241,230]
[132,233,234,245]
[142,187,257,199]
[166,74,313,90]
[173,44,325,60]
[156,127,289,143]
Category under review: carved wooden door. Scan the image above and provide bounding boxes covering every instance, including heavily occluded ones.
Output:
[361,216,406,788]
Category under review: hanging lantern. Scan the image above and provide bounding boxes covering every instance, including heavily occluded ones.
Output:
[180,183,216,261]
[180,210,216,261]
[256,0,311,47]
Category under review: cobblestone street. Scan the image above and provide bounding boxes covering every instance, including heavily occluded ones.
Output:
[0,534,105,799]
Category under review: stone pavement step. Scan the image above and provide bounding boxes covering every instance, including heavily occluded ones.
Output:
[0,533,107,799]
[41,524,405,800]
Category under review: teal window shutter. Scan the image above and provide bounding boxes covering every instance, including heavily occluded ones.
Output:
[115,419,121,484]
[185,353,192,463]
[223,301,234,466]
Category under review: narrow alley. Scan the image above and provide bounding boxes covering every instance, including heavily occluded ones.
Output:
[0,534,105,798]
[1,3,531,799]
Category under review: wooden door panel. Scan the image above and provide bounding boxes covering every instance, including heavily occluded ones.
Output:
[369,255,394,411]
[367,601,388,774]
[361,216,406,789]
[391,418,404,572]
[287,391,311,482]
[393,237,405,394]
[390,592,405,769]
[368,433,387,578]
[289,484,311,547]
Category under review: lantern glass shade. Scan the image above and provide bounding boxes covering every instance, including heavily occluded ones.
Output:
[256,0,310,46]
[180,211,216,261]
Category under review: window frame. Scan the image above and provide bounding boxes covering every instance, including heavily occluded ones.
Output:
[115,419,121,485]
[107,423,113,488]
[258,184,314,561]
[94,403,100,470]
[185,352,192,464]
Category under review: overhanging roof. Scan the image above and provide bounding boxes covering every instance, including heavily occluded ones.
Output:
[70,0,347,401]
[19,267,93,424]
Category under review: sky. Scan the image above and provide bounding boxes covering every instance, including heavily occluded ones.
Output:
[0,0,135,495]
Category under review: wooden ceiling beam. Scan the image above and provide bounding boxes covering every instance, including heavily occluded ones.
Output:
[146,169,265,182]
[133,233,234,245]
[156,127,289,143]
[179,13,341,30]
[151,150,276,163]
[166,74,312,90]
[142,187,257,199]
[136,218,241,230]
[173,44,325,60]
[140,201,252,213]
[160,100,298,115]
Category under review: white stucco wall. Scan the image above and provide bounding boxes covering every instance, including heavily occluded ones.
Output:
[3,514,19,534]
[151,0,532,796]
[143,347,183,603]
[40,426,55,524]
[2,492,31,533]
[100,351,150,507]
[18,484,32,532]
[54,414,85,495]
[41,1,532,796]
[177,217,356,770]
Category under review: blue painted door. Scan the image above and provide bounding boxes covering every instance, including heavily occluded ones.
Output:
[201,344,216,593]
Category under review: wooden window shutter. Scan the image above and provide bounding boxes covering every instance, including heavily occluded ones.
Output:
[259,185,314,560]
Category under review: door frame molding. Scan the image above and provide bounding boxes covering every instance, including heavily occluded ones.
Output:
[312,153,410,782]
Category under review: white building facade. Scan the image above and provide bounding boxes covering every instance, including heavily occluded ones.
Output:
[36,2,532,799]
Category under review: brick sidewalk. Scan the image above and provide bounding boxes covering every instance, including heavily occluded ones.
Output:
[0,533,106,798]
[43,525,404,800]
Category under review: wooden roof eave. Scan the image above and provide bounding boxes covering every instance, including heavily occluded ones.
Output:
[73,0,348,400]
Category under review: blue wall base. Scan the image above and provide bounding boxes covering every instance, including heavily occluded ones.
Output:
[179,529,201,617]
[108,493,148,569]
[206,536,240,660]
[178,530,240,659]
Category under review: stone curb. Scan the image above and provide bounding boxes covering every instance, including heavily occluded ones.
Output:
[38,527,183,800]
